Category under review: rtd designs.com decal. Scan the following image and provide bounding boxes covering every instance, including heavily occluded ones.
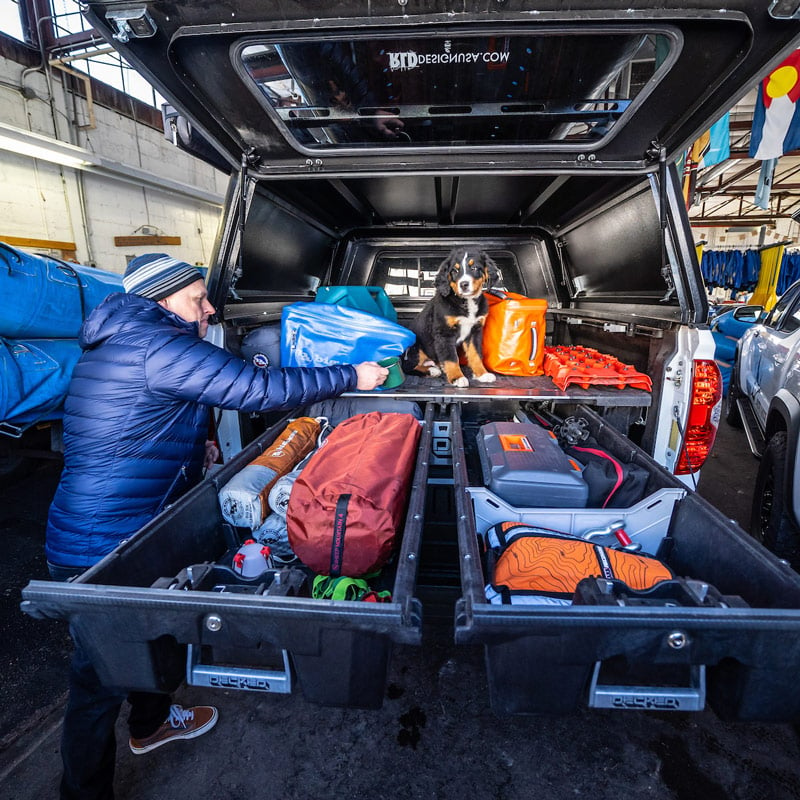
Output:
[386,41,511,71]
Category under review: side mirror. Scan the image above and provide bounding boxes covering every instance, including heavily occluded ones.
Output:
[732,305,764,323]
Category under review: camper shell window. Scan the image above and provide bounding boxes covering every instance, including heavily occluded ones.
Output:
[239,31,672,150]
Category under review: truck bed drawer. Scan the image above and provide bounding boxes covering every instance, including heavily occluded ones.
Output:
[21,404,433,709]
[451,402,800,721]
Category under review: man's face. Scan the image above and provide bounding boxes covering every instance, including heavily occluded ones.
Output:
[158,279,215,338]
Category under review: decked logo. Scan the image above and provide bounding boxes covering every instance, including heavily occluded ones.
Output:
[209,674,272,691]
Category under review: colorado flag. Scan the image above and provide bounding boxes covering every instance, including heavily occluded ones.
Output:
[750,49,800,160]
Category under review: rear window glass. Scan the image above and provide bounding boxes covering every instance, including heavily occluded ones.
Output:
[240,31,671,150]
[372,253,522,298]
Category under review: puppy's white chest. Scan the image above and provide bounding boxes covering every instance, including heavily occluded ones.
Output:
[455,299,481,344]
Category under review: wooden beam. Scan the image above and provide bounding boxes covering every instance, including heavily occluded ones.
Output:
[1,234,77,251]
[690,216,779,226]
[113,235,182,247]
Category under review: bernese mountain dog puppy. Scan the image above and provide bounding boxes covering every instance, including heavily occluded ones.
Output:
[402,248,499,387]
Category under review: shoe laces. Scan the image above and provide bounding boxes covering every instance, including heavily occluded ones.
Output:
[167,705,194,729]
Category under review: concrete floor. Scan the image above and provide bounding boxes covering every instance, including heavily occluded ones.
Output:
[1,419,800,800]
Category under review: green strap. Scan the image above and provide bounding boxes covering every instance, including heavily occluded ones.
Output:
[312,575,371,601]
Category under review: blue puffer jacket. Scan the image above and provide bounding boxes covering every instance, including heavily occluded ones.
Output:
[45,293,357,568]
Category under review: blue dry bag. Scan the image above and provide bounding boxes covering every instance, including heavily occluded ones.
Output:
[281,302,415,368]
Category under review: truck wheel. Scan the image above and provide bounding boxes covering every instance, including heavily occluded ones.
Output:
[725,365,742,428]
[750,431,800,568]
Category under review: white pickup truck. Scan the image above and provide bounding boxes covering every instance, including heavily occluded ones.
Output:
[20,0,800,723]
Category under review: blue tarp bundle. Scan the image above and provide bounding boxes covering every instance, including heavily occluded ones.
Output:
[0,338,83,429]
[0,242,122,339]
[0,242,123,429]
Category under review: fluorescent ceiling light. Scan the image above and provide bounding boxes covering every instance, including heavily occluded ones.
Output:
[0,122,98,169]
[0,121,223,207]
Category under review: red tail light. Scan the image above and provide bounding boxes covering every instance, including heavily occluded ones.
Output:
[675,359,722,475]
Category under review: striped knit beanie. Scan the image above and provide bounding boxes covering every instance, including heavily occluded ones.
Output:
[123,253,205,300]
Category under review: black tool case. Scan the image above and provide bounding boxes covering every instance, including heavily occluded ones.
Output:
[20,403,433,709]
[451,402,800,721]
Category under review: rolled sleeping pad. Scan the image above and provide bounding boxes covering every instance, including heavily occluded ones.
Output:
[0,242,123,339]
[267,469,301,517]
[0,337,83,428]
[218,417,321,529]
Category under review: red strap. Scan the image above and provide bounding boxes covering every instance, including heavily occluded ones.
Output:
[572,446,624,508]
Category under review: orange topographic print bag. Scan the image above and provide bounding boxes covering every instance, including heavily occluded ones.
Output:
[487,522,673,604]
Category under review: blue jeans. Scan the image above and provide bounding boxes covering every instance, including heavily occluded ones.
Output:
[49,563,171,800]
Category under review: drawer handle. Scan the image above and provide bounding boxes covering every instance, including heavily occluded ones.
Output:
[587,661,705,711]
[186,644,292,694]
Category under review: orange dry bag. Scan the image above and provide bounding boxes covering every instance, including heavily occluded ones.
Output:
[488,522,674,603]
[482,291,548,376]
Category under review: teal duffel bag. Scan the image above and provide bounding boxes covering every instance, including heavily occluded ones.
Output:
[314,285,398,323]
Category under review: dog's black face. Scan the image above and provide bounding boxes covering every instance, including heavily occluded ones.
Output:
[435,249,500,300]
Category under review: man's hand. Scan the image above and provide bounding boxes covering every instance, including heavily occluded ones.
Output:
[355,361,389,390]
[204,440,220,470]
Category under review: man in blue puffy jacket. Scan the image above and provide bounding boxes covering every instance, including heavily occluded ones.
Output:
[45,252,388,800]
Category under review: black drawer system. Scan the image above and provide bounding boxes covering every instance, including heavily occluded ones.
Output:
[21,398,800,720]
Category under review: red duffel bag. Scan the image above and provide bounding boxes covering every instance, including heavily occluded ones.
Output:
[286,411,422,577]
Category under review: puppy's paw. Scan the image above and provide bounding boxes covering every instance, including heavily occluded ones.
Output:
[452,376,469,388]
[476,372,496,383]
[428,365,442,378]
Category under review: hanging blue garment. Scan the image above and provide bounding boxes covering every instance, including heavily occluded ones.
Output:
[743,250,761,290]
[700,249,761,292]
[727,250,744,289]
[777,252,800,295]
[701,250,724,287]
